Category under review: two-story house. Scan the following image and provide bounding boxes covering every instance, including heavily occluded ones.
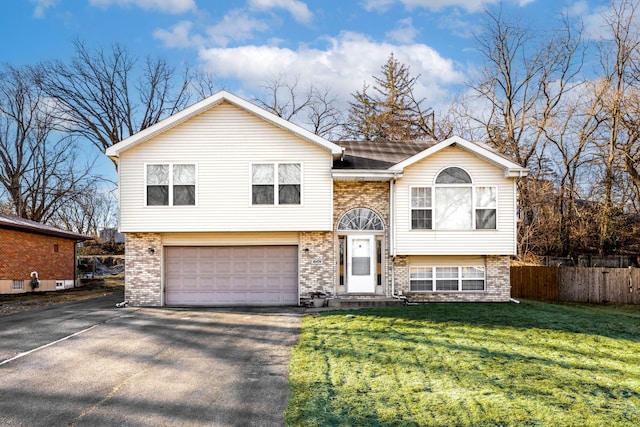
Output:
[105,91,528,307]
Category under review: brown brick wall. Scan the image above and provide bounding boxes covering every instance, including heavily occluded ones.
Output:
[124,232,163,306]
[299,231,334,298]
[0,228,78,293]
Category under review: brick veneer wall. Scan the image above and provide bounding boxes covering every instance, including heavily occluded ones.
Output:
[0,228,77,293]
[333,181,391,296]
[125,232,163,306]
[299,231,334,298]
[399,255,512,302]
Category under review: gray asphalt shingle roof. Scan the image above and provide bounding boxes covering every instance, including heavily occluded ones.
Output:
[333,140,436,169]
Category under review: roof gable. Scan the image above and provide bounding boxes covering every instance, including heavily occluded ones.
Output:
[105,90,343,159]
[390,136,529,178]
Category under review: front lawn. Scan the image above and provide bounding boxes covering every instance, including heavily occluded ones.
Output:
[286,301,640,426]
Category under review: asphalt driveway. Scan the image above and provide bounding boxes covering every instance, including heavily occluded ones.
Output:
[0,294,304,426]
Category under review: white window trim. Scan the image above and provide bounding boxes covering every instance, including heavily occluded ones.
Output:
[409,266,486,292]
[144,163,198,207]
[409,186,433,230]
[474,185,498,230]
[249,162,303,206]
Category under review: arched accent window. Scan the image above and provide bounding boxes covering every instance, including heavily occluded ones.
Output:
[337,208,384,231]
[435,167,472,184]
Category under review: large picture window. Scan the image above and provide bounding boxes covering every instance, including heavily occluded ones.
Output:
[252,163,301,205]
[409,266,485,292]
[146,163,196,206]
[410,167,497,230]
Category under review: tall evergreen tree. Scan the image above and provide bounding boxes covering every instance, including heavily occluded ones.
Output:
[344,53,435,141]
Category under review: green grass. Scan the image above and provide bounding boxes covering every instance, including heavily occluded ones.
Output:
[285,301,640,426]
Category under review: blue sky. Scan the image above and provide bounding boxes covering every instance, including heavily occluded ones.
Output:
[1,0,612,108]
[0,0,613,180]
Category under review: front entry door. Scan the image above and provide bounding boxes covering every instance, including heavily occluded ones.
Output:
[347,235,376,293]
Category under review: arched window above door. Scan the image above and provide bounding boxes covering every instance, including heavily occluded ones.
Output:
[337,208,384,231]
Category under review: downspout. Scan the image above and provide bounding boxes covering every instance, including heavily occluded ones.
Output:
[389,175,407,303]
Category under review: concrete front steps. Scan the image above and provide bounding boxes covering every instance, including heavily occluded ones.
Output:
[327,297,405,308]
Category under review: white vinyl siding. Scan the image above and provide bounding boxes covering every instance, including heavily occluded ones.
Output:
[396,146,518,255]
[118,102,334,232]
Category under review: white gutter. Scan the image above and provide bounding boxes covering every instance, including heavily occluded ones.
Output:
[331,170,403,181]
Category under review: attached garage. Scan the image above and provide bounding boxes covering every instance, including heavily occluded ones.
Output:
[164,245,298,306]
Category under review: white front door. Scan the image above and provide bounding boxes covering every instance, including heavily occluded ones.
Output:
[347,235,376,293]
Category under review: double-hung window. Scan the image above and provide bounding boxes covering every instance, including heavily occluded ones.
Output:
[146,163,196,206]
[411,187,432,229]
[252,163,301,205]
[409,266,485,292]
[475,186,497,229]
[410,167,497,230]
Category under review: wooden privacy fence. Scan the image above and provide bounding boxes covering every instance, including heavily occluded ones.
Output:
[510,266,559,301]
[511,266,640,304]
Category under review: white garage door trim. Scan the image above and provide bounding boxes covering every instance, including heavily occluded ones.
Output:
[165,245,299,306]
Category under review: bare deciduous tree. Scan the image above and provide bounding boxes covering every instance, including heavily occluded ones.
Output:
[0,64,98,223]
[36,40,191,165]
[52,187,118,236]
[254,75,344,140]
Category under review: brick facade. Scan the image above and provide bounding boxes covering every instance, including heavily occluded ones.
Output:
[0,228,78,294]
[333,181,391,297]
[299,231,334,298]
[124,232,163,306]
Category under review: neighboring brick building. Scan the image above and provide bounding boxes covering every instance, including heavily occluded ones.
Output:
[0,213,90,294]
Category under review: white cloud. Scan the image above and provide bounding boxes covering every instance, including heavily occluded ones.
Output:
[153,20,199,48]
[30,0,56,18]
[89,0,196,14]
[362,0,524,13]
[248,0,313,23]
[198,32,465,108]
[386,17,418,44]
[564,1,614,41]
[205,10,269,47]
[154,10,270,49]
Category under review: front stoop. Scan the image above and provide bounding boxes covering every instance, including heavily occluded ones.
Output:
[327,297,406,308]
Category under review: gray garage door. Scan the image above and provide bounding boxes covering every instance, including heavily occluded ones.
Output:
[165,246,298,306]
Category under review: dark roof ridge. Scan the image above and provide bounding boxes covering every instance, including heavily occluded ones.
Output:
[0,212,91,241]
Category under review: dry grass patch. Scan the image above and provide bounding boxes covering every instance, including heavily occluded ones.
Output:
[0,274,124,316]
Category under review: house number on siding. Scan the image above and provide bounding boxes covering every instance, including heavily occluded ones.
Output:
[311,258,323,265]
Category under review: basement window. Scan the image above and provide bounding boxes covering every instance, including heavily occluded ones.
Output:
[13,280,24,290]
[409,266,485,292]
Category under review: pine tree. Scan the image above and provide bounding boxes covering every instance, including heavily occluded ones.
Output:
[345,53,435,141]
